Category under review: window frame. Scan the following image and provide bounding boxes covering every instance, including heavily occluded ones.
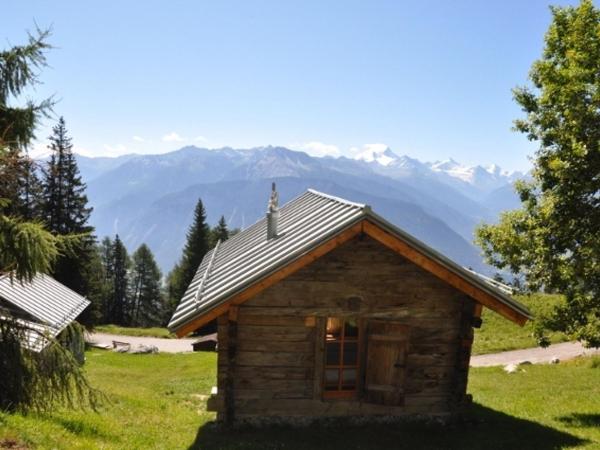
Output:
[322,317,362,399]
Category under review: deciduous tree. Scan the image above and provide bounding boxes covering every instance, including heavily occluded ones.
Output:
[476,0,600,347]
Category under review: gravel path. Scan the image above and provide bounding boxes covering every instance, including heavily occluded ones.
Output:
[88,332,600,363]
[87,332,197,353]
[471,341,600,367]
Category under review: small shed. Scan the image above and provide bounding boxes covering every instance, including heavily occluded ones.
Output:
[168,187,531,424]
[192,333,218,352]
[0,274,90,351]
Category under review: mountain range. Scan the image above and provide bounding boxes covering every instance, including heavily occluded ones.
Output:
[74,145,526,275]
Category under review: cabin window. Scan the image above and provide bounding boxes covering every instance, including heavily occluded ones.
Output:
[323,317,360,398]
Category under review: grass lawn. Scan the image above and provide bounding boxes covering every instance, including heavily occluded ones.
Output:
[473,293,569,355]
[94,324,175,339]
[1,350,598,449]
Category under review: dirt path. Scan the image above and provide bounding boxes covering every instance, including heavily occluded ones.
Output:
[88,332,600,363]
[86,332,197,353]
[471,341,600,367]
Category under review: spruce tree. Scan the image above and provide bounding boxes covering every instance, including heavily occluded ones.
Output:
[129,244,164,327]
[109,235,130,325]
[41,117,94,296]
[167,198,210,317]
[98,237,114,322]
[0,28,52,219]
[0,27,100,412]
[209,215,229,248]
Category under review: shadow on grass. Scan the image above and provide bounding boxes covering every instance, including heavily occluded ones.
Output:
[557,413,600,428]
[47,416,113,440]
[188,403,586,450]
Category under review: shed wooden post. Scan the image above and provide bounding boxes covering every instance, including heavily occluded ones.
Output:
[225,306,239,425]
[451,297,477,409]
[313,316,326,399]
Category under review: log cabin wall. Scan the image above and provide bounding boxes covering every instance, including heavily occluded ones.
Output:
[215,235,477,422]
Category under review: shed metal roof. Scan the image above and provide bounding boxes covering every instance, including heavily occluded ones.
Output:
[168,189,532,333]
[0,274,90,351]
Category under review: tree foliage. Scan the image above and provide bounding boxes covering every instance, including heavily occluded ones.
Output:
[129,244,165,327]
[209,215,229,248]
[166,198,210,318]
[0,27,101,412]
[0,27,53,150]
[107,235,130,325]
[476,0,600,347]
[41,117,95,297]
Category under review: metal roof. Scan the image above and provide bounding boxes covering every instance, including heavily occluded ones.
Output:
[0,274,90,351]
[168,189,532,333]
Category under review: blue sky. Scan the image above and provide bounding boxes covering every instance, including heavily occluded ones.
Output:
[2,1,581,170]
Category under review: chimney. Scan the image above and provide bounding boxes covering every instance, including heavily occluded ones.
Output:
[266,182,279,239]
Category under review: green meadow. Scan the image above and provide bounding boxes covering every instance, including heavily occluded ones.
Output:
[1,350,598,449]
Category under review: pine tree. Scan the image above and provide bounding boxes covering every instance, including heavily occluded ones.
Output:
[129,244,164,327]
[109,235,130,325]
[0,27,100,412]
[98,237,114,322]
[41,117,94,296]
[209,215,229,248]
[166,198,210,318]
[0,28,52,219]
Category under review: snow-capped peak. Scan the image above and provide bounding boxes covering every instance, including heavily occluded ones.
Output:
[354,144,399,166]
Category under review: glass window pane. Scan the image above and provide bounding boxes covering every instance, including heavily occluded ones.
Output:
[341,368,357,390]
[343,342,358,365]
[326,317,343,340]
[326,342,341,365]
[325,369,339,390]
[344,319,358,338]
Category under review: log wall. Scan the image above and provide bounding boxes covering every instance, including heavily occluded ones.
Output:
[214,235,477,421]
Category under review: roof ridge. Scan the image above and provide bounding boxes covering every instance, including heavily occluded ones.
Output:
[307,189,367,209]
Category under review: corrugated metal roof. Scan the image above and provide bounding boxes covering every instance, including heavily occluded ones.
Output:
[168,189,532,332]
[0,274,90,351]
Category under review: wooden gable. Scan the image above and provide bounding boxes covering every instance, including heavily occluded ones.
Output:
[175,218,529,337]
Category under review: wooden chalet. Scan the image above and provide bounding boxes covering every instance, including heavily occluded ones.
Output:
[168,185,531,424]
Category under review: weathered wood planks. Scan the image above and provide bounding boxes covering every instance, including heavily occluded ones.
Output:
[213,235,479,421]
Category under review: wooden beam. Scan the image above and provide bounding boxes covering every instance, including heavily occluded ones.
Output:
[362,220,528,326]
[174,222,364,336]
[225,313,238,425]
[313,317,326,400]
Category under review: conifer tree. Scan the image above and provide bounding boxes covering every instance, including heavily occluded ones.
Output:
[0,27,100,412]
[166,198,210,317]
[129,244,164,327]
[0,28,52,219]
[109,235,130,325]
[98,237,114,322]
[41,117,94,295]
[209,215,229,248]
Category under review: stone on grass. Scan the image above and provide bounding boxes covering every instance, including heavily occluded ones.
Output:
[503,363,519,374]
[130,344,159,354]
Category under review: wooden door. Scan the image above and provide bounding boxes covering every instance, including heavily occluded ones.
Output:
[364,320,409,406]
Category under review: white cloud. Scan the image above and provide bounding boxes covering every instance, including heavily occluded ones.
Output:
[195,135,208,143]
[362,143,389,154]
[292,141,341,158]
[162,132,184,142]
[132,135,145,142]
